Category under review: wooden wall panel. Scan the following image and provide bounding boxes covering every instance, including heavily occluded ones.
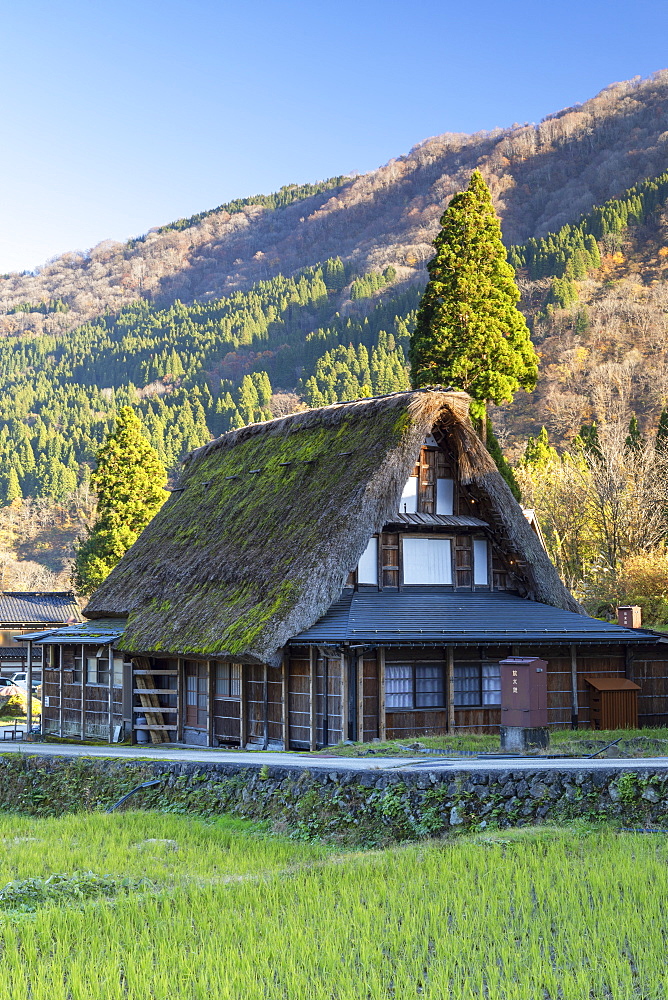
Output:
[362,655,379,741]
[268,665,283,743]
[386,710,448,739]
[288,653,311,748]
[630,650,668,726]
[315,654,342,747]
[213,699,240,744]
[246,664,265,744]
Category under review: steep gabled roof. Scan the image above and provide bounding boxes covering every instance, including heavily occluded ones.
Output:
[0,592,81,626]
[85,389,580,664]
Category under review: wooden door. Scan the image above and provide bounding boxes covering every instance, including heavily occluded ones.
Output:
[185,660,208,729]
[316,654,342,747]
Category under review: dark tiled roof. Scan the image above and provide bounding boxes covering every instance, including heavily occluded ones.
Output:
[290,590,662,646]
[0,593,80,626]
[21,618,125,644]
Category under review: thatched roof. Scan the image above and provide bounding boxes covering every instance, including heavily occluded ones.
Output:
[85,389,580,664]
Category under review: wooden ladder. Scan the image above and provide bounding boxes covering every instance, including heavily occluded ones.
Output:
[133,657,170,744]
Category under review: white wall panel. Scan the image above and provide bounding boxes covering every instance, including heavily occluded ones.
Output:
[400,476,418,513]
[357,537,378,585]
[436,478,454,515]
[403,537,452,585]
[473,539,489,585]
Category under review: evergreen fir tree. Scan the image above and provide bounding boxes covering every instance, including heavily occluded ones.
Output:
[521,426,558,468]
[625,414,644,453]
[3,468,21,506]
[74,407,167,595]
[656,407,668,452]
[575,422,603,461]
[409,170,538,420]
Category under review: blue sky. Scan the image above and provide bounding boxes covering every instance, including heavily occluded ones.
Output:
[1,0,667,273]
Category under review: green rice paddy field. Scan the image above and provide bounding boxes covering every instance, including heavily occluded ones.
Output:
[0,813,666,998]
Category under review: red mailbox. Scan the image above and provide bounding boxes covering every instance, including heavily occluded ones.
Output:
[500,656,548,727]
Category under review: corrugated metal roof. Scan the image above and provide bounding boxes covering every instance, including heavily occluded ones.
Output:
[20,619,127,644]
[0,592,80,626]
[290,590,661,646]
[385,513,488,528]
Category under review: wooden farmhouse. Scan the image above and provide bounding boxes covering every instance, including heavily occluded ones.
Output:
[23,389,668,747]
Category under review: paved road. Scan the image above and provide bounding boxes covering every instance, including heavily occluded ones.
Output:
[2,741,668,772]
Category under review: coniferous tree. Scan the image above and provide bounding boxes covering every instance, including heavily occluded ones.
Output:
[74,407,167,595]
[3,468,21,506]
[521,427,558,468]
[410,170,538,424]
[656,407,668,452]
[625,414,644,453]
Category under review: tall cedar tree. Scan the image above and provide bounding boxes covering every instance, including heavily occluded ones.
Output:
[410,171,538,430]
[74,407,167,595]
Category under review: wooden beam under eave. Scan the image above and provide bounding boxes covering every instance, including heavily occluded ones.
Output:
[240,665,248,749]
[80,642,85,740]
[26,641,33,738]
[340,651,349,743]
[378,647,386,741]
[357,652,364,742]
[570,643,579,730]
[207,660,214,748]
[108,643,114,743]
[281,651,289,752]
[176,657,183,743]
[309,646,317,752]
[446,645,455,733]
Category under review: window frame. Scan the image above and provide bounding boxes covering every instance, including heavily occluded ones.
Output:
[214,662,241,700]
[402,534,453,586]
[385,659,446,711]
[453,660,501,708]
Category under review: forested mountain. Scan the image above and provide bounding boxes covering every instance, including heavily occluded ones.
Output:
[3,72,668,339]
[4,70,668,587]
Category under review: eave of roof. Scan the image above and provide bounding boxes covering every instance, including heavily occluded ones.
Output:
[290,590,660,646]
[20,619,127,644]
[0,592,81,626]
[384,513,488,528]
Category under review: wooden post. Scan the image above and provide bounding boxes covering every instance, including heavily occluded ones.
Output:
[262,662,269,749]
[207,661,214,748]
[80,644,86,739]
[281,652,289,751]
[239,665,248,749]
[309,646,317,752]
[340,652,349,743]
[357,652,364,742]
[107,643,114,743]
[446,645,455,733]
[176,657,183,743]
[26,641,33,737]
[378,647,386,741]
[570,643,579,730]
[625,644,633,680]
[57,646,64,737]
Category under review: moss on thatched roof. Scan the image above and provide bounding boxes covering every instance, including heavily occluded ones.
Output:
[85,389,580,663]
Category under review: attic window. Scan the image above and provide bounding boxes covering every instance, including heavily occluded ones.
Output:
[357,537,378,586]
[436,478,454,515]
[403,537,452,585]
[473,539,489,586]
[400,476,418,514]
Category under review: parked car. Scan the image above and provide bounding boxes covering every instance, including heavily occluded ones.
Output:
[0,677,16,688]
[9,673,40,692]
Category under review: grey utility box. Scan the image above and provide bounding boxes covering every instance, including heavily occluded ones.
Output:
[499,656,549,751]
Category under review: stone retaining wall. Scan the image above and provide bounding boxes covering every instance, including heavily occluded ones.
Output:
[2,755,668,842]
